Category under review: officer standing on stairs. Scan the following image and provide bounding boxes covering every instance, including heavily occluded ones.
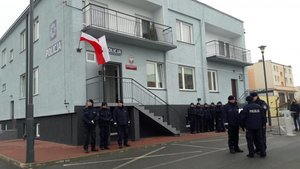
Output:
[240,96,266,158]
[113,100,131,149]
[222,95,243,154]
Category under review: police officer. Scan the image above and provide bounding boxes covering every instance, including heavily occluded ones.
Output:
[203,103,212,132]
[240,96,266,158]
[209,102,216,131]
[113,100,130,149]
[289,99,300,131]
[215,101,225,132]
[82,99,98,153]
[97,102,112,150]
[223,95,243,153]
[195,103,203,133]
[250,92,268,152]
[187,103,196,134]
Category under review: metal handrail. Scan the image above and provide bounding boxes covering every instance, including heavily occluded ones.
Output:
[86,75,182,125]
[82,4,171,29]
[82,3,173,44]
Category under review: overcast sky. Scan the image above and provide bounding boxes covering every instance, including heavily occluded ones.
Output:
[1,0,299,86]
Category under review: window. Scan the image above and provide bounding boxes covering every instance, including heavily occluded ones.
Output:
[20,30,26,51]
[176,20,193,43]
[9,49,14,62]
[2,83,6,92]
[178,66,195,90]
[290,78,293,84]
[33,18,39,41]
[285,77,288,83]
[273,65,276,71]
[36,123,40,138]
[20,68,39,98]
[33,68,39,95]
[289,69,291,74]
[1,48,6,68]
[20,74,26,98]
[4,124,8,130]
[86,52,96,62]
[208,70,218,92]
[146,62,164,89]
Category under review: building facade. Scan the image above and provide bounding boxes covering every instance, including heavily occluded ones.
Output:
[247,60,297,105]
[0,0,251,144]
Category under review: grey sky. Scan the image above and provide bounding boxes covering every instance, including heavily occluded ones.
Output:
[1,0,299,86]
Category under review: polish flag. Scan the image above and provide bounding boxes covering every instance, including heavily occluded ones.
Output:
[80,32,110,64]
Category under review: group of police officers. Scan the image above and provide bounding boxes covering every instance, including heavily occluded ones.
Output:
[82,92,269,158]
[188,92,268,158]
[82,99,130,153]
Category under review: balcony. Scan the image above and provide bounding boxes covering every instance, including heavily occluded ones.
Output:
[206,40,252,67]
[82,4,176,51]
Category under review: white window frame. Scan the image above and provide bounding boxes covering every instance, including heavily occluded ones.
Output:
[33,17,39,41]
[1,48,6,68]
[86,51,96,63]
[36,123,40,138]
[20,74,26,98]
[178,66,195,90]
[208,70,218,92]
[4,124,8,130]
[176,20,193,44]
[33,68,39,95]
[146,61,165,89]
[9,49,14,62]
[2,83,6,92]
[20,30,26,52]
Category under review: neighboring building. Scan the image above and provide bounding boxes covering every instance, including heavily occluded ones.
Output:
[0,0,251,144]
[247,60,297,105]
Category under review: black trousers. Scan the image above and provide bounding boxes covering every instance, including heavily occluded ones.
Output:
[216,118,225,132]
[246,129,265,156]
[99,125,110,148]
[254,126,267,151]
[117,125,129,146]
[83,125,96,150]
[227,125,240,150]
[190,118,196,133]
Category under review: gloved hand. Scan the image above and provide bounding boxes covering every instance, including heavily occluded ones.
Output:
[114,122,117,126]
[224,123,228,129]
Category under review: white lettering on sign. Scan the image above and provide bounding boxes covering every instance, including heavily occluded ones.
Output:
[46,40,62,58]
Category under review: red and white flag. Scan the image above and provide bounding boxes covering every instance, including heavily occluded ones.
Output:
[80,32,110,65]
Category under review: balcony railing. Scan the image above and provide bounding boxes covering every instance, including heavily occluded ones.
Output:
[83,4,173,44]
[206,40,251,64]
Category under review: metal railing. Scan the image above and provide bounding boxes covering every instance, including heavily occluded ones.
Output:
[86,75,180,124]
[83,4,173,44]
[206,40,251,63]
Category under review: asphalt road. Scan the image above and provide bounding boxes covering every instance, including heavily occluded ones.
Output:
[40,131,300,169]
[0,160,21,169]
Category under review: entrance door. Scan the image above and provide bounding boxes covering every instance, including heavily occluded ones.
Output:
[231,79,237,99]
[103,63,122,103]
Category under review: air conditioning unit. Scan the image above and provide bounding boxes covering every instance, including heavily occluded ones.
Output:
[238,74,243,81]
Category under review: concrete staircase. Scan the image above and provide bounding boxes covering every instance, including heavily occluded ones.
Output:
[128,103,180,136]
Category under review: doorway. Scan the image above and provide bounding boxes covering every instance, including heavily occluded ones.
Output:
[231,79,237,99]
[103,63,122,103]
